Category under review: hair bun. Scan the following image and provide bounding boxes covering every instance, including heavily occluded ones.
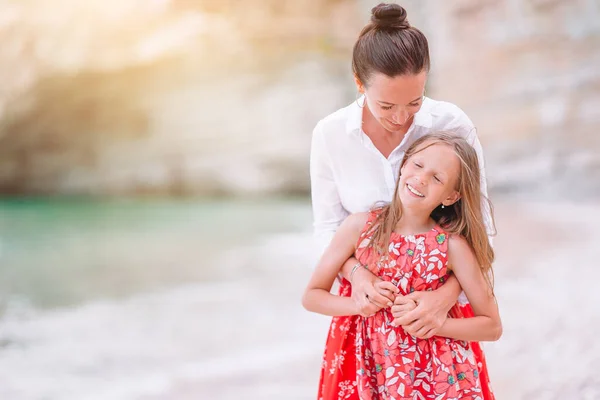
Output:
[371,3,410,30]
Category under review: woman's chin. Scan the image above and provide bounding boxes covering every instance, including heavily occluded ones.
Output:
[383,121,405,132]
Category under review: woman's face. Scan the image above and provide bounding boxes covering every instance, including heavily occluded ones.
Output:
[357,71,427,133]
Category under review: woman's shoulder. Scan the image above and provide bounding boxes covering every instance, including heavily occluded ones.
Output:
[422,97,475,135]
[313,100,360,138]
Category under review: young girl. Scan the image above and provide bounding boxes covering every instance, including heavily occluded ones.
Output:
[303,132,502,399]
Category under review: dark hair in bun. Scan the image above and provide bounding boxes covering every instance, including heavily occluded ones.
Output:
[370,3,410,30]
[352,3,430,87]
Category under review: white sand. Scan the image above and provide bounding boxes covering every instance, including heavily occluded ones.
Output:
[0,200,599,399]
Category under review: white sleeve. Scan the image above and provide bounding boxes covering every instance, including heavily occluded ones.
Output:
[465,127,495,245]
[310,121,349,254]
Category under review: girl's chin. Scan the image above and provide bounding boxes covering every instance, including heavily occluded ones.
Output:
[399,194,422,205]
[399,194,437,211]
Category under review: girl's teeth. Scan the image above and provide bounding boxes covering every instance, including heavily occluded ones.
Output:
[407,184,424,197]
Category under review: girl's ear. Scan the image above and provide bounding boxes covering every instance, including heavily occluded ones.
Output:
[442,190,460,207]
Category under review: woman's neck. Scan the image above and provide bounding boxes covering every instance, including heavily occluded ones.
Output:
[361,105,412,159]
[362,105,409,141]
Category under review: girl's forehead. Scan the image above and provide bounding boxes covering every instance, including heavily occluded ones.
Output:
[411,141,452,156]
[409,142,461,172]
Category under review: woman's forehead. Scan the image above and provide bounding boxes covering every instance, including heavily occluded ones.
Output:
[367,71,426,103]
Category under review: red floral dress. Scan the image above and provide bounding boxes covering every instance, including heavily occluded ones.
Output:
[317,212,495,400]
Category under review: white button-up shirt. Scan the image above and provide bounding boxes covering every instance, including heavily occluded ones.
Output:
[310,96,492,252]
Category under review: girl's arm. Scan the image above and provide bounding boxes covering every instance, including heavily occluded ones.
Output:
[310,124,396,314]
[302,212,369,317]
[436,235,503,342]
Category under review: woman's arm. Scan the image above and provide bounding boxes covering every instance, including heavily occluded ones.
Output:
[465,127,495,241]
[302,213,369,316]
[310,121,349,252]
[436,235,502,342]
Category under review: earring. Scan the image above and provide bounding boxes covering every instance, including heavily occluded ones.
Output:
[441,204,445,209]
[355,92,365,108]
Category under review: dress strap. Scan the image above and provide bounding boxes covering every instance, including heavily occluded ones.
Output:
[429,225,450,253]
[354,208,383,263]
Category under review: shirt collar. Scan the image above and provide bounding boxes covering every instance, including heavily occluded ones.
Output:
[412,96,433,129]
[345,95,433,135]
[345,95,364,136]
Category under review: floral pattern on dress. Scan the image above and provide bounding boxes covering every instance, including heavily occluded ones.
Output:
[317,211,495,400]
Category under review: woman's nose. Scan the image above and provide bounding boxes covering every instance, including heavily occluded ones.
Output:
[392,109,409,125]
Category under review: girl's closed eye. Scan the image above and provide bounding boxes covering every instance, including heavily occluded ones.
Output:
[414,162,422,168]
[381,105,393,110]
[434,176,442,183]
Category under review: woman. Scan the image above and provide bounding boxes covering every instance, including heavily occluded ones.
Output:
[310,3,495,399]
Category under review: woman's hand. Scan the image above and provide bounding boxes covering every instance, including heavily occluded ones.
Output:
[390,295,417,320]
[392,275,461,339]
[391,290,452,339]
[350,267,398,317]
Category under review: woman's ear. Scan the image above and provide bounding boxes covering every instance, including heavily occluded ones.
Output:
[443,190,461,207]
[354,75,365,94]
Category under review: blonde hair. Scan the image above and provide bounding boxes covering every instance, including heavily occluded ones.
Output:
[365,132,496,290]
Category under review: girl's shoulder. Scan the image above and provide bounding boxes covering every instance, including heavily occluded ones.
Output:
[447,233,475,258]
[344,211,372,232]
[347,208,382,240]
[341,212,372,250]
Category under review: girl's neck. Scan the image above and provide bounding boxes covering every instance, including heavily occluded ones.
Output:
[394,208,436,236]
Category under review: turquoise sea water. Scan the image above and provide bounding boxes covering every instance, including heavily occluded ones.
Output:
[0,196,312,310]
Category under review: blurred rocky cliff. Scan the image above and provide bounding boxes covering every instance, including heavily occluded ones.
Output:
[0,0,358,196]
[0,0,598,197]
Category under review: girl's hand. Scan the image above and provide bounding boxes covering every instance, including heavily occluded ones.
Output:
[390,295,417,321]
[351,268,398,317]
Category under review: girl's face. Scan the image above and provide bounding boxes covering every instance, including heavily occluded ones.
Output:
[398,142,461,212]
[357,71,427,133]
